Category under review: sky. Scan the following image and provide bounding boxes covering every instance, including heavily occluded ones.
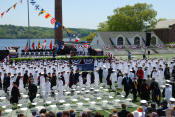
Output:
[0,0,175,29]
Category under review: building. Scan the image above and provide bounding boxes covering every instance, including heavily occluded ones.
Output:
[153,19,175,43]
[90,32,163,50]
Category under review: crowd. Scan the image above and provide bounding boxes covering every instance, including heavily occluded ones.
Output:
[0,57,175,117]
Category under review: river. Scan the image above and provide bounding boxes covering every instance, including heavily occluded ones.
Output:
[0,38,75,50]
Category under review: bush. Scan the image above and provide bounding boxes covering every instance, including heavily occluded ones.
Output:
[10,56,109,62]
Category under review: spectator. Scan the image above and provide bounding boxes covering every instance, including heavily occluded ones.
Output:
[118,104,130,117]
[56,112,62,117]
[157,100,168,116]
[40,109,47,115]
[133,106,145,117]
[32,110,37,117]
[0,109,2,117]
[17,114,25,117]
[45,111,55,117]
[63,111,70,117]
[127,113,134,117]
[109,109,118,117]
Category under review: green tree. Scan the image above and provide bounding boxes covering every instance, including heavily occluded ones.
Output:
[81,32,96,42]
[98,3,157,31]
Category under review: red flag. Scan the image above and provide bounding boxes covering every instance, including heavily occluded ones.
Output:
[50,40,52,50]
[25,42,29,52]
[32,40,35,50]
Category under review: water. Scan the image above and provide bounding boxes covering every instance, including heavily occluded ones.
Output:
[0,38,75,50]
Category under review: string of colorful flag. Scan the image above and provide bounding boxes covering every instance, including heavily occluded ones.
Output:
[30,0,72,37]
[1,0,23,18]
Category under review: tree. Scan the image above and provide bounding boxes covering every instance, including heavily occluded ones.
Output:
[81,32,96,42]
[98,3,157,32]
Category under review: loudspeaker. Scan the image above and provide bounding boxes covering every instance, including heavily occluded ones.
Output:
[0,50,9,61]
[146,32,151,46]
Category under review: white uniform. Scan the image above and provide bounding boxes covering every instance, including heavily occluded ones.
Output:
[110,72,117,90]
[19,78,24,91]
[94,71,99,88]
[40,76,45,97]
[64,72,69,87]
[117,76,123,89]
[86,73,91,88]
[33,72,38,85]
[57,79,63,100]
[165,87,172,102]
[79,75,83,88]
[45,81,51,100]
[103,68,108,83]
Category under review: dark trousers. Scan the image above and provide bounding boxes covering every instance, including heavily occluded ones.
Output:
[132,89,137,101]
[125,89,130,98]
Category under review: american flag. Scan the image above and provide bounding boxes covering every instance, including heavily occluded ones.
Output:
[25,42,29,52]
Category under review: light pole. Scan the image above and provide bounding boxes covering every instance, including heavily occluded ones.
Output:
[27,0,30,50]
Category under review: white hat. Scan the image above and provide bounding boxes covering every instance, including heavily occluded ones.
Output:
[140,100,147,104]
[166,80,171,83]
[41,72,44,75]
[165,84,170,86]
[170,98,175,102]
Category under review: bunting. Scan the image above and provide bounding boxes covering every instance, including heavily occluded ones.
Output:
[1,0,22,18]
[30,0,73,37]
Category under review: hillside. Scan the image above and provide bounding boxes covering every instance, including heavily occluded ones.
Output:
[0,25,96,39]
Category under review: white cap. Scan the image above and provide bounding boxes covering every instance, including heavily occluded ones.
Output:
[165,84,170,86]
[170,98,175,102]
[140,100,147,104]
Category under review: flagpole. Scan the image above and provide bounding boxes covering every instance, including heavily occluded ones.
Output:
[27,0,30,50]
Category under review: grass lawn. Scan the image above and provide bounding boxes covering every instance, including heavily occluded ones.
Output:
[115,53,175,60]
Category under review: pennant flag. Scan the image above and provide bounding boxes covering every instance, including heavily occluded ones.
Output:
[38,40,40,49]
[35,4,40,10]
[50,18,56,24]
[25,42,29,52]
[50,40,52,50]
[1,12,4,18]
[38,9,46,16]
[54,22,61,30]
[45,13,51,19]
[32,40,35,50]
[6,7,12,13]
[13,3,17,9]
